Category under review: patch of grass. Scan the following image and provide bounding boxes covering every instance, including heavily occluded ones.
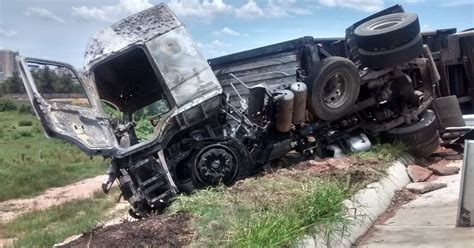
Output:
[237,181,351,247]
[17,104,32,114]
[0,191,118,247]
[166,142,407,246]
[18,120,33,127]
[0,110,107,201]
[0,99,17,112]
[352,142,407,162]
[169,172,353,247]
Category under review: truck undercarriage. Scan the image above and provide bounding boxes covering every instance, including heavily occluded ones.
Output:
[17,4,473,218]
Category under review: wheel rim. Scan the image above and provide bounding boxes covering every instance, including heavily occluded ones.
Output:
[194,144,239,186]
[368,17,403,31]
[322,72,350,109]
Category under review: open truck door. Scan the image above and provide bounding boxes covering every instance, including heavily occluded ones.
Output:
[17,57,118,156]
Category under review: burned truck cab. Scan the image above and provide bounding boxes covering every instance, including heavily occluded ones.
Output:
[18,4,225,216]
[84,5,225,214]
[84,4,223,147]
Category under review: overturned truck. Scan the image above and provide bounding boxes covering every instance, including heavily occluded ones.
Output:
[18,4,470,217]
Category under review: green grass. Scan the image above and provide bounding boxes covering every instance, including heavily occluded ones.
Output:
[166,143,407,247]
[0,191,118,247]
[352,142,407,162]
[0,110,107,201]
[169,173,353,247]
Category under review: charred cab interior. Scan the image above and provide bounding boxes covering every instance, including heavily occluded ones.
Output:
[92,46,171,144]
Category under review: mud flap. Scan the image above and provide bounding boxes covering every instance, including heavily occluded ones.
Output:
[433,96,465,129]
[433,96,465,140]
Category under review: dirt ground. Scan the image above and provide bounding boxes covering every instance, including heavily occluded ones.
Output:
[0,175,107,223]
[375,189,418,224]
[291,156,385,185]
[57,213,195,248]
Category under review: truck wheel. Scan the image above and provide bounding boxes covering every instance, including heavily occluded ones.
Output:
[382,110,440,157]
[359,34,423,69]
[354,13,420,50]
[191,139,254,188]
[305,57,360,121]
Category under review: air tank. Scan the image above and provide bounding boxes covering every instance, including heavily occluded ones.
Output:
[290,82,307,125]
[275,90,294,133]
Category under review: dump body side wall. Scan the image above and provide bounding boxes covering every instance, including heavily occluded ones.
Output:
[209,37,321,106]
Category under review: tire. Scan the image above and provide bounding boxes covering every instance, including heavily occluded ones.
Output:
[304,57,360,121]
[191,139,254,188]
[354,13,420,50]
[382,110,439,157]
[359,34,423,69]
[383,110,437,144]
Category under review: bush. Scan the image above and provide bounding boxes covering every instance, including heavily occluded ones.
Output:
[18,120,33,127]
[19,130,33,137]
[33,123,43,133]
[0,99,17,112]
[17,104,33,114]
[134,118,154,140]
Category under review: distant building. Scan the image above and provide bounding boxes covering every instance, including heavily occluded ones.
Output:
[0,49,19,79]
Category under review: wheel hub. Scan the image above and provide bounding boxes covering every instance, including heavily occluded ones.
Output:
[194,145,238,186]
[368,17,403,31]
[323,72,349,109]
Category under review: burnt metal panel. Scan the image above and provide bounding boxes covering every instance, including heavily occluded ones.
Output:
[84,4,182,68]
[17,57,118,156]
[146,27,222,106]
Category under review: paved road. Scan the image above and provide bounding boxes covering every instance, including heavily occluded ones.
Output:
[358,160,474,248]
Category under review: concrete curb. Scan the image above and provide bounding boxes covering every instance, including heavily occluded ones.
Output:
[299,154,414,248]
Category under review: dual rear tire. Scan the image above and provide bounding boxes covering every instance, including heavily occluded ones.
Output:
[354,12,423,68]
[382,110,440,157]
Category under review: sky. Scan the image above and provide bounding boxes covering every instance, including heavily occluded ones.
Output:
[0,0,473,68]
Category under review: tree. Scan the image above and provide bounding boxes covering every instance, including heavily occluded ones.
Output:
[36,66,57,94]
[4,71,25,94]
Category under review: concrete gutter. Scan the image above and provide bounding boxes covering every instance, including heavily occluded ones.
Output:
[299,154,414,248]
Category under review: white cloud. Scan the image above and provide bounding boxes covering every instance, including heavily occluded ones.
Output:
[221,27,240,35]
[0,28,18,37]
[214,26,240,36]
[24,7,67,24]
[440,0,473,7]
[167,0,233,21]
[197,39,231,57]
[404,0,424,3]
[318,0,384,12]
[265,0,312,17]
[235,0,312,20]
[72,0,153,22]
[208,39,230,49]
[236,0,264,19]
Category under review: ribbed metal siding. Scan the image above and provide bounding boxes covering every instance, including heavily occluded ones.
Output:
[211,51,301,105]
